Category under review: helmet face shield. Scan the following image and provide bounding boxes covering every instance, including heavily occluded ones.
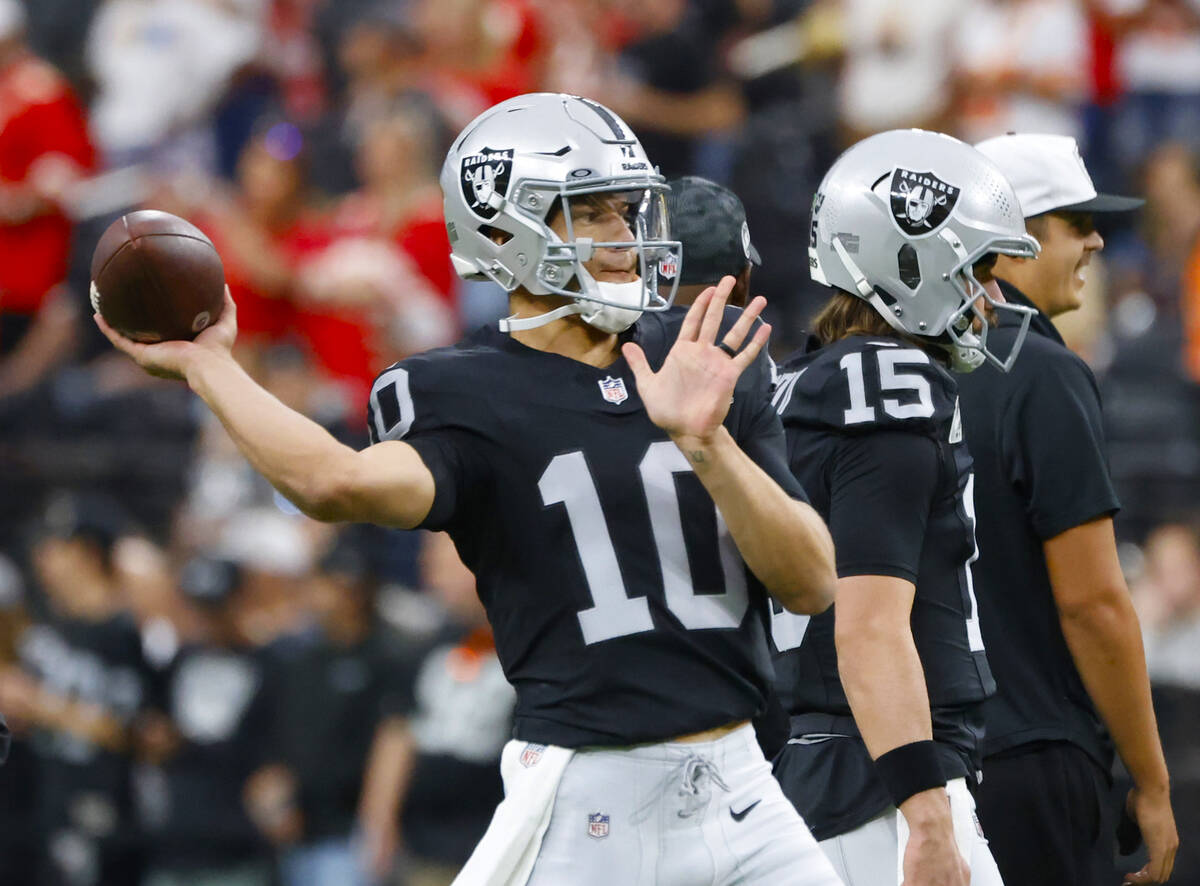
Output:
[516,180,680,316]
[942,231,1039,372]
[441,94,683,334]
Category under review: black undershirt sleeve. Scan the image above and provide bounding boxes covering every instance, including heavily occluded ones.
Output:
[828,430,940,582]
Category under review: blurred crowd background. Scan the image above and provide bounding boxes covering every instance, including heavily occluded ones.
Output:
[0,0,1198,883]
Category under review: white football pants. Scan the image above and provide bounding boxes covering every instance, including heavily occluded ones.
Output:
[818,778,1003,886]
[524,723,842,886]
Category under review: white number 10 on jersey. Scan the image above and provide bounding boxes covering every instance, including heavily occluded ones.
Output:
[539,441,750,645]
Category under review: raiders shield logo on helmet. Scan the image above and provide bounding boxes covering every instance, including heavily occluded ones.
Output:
[461,147,514,220]
[888,168,961,237]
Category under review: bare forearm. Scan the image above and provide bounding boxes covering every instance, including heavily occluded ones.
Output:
[837,620,933,758]
[359,719,417,828]
[1045,520,1171,792]
[185,350,362,519]
[676,427,835,613]
[1060,596,1169,790]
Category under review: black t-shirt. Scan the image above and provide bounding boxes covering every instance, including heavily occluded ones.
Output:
[140,644,277,869]
[617,6,722,178]
[270,627,404,841]
[770,335,992,839]
[367,311,806,748]
[18,612,146,839]
[955,282,1117,770]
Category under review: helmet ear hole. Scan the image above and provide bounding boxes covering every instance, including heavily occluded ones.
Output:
[480,225,513,246]
[897,244,921,289]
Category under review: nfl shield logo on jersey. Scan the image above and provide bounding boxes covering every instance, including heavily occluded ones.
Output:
[519,743,545,768]
[598,376,628,404]
[587,812,610,839]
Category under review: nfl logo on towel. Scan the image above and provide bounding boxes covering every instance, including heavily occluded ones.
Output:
[519,743,545,768]
[587,813,610,839]
[598,376,628,404]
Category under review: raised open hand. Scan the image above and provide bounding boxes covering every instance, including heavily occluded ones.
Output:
[94,287,238,381]
[622,276,770,445]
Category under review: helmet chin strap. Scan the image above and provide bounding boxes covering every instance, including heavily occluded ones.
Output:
[832,231,988,372]
[498,279,646,334]
[498,303,583,332]
[832,236,911,340]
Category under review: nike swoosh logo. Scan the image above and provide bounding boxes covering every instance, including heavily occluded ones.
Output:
[730,800,761,822]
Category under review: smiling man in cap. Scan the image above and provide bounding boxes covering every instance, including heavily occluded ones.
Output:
[956,132,1179,885]
[665,176,761,307]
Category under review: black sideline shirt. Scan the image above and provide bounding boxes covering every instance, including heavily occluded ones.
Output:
[955,281,1118,770]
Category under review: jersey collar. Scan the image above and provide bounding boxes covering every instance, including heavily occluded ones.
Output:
[997,280,1064,346]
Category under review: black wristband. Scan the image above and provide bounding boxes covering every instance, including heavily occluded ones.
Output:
[874,740,946,808]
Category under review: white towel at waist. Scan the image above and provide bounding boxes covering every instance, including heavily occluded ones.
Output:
[452,739,575,886]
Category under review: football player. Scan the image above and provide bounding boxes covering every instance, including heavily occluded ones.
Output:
[769,129,1039,885]
[95,93,842,886]
[963,133,1177,886]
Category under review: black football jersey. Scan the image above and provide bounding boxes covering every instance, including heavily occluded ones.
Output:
[367,310,806,748]
[769,336,994,836]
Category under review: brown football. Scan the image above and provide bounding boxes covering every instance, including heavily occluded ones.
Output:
[90,210,226,343]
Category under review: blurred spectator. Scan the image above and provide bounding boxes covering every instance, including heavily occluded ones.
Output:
[135,549,286,886]
[0,549,38,886]
[726,4,842,349]
[0,0,96,389]
[294,105,457,409]
[1133,522,1200,690]
[328,103,456,304]
[259,0,328,125]
[190,122,330,356]
[1096,0,1200,181]
[19,0,105,95]
[1102,142,1200,540]
[305,3,425,195]
[359,532,514,886]
[603,0,745,180]
[406,0,546,129]
[263,531,407,886]
[952,0,1089,144]
[3,492,147,885]
[86,0,265,168]
[836,0,959,140]
[1130,520,1200,881]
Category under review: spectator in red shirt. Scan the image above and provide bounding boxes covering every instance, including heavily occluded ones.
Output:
[331,103,456,306]
[292,104,456,409]
[0,0,95,358]
[190,122,331,360]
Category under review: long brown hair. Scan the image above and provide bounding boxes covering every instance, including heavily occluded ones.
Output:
[811,291,948,364]
[811,291,896,344]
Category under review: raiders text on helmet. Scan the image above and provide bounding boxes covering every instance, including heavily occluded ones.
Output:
[809,129,1040,372]
[441,93,681,334]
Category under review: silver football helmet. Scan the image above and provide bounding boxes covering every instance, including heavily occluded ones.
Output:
[809,129,1040,372]
[441,93,681,334]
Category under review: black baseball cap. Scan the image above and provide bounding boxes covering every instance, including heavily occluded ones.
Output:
[666,177,762,286]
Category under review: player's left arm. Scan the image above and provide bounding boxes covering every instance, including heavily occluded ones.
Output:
[830,430,967,884]
[623,277,835,614]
